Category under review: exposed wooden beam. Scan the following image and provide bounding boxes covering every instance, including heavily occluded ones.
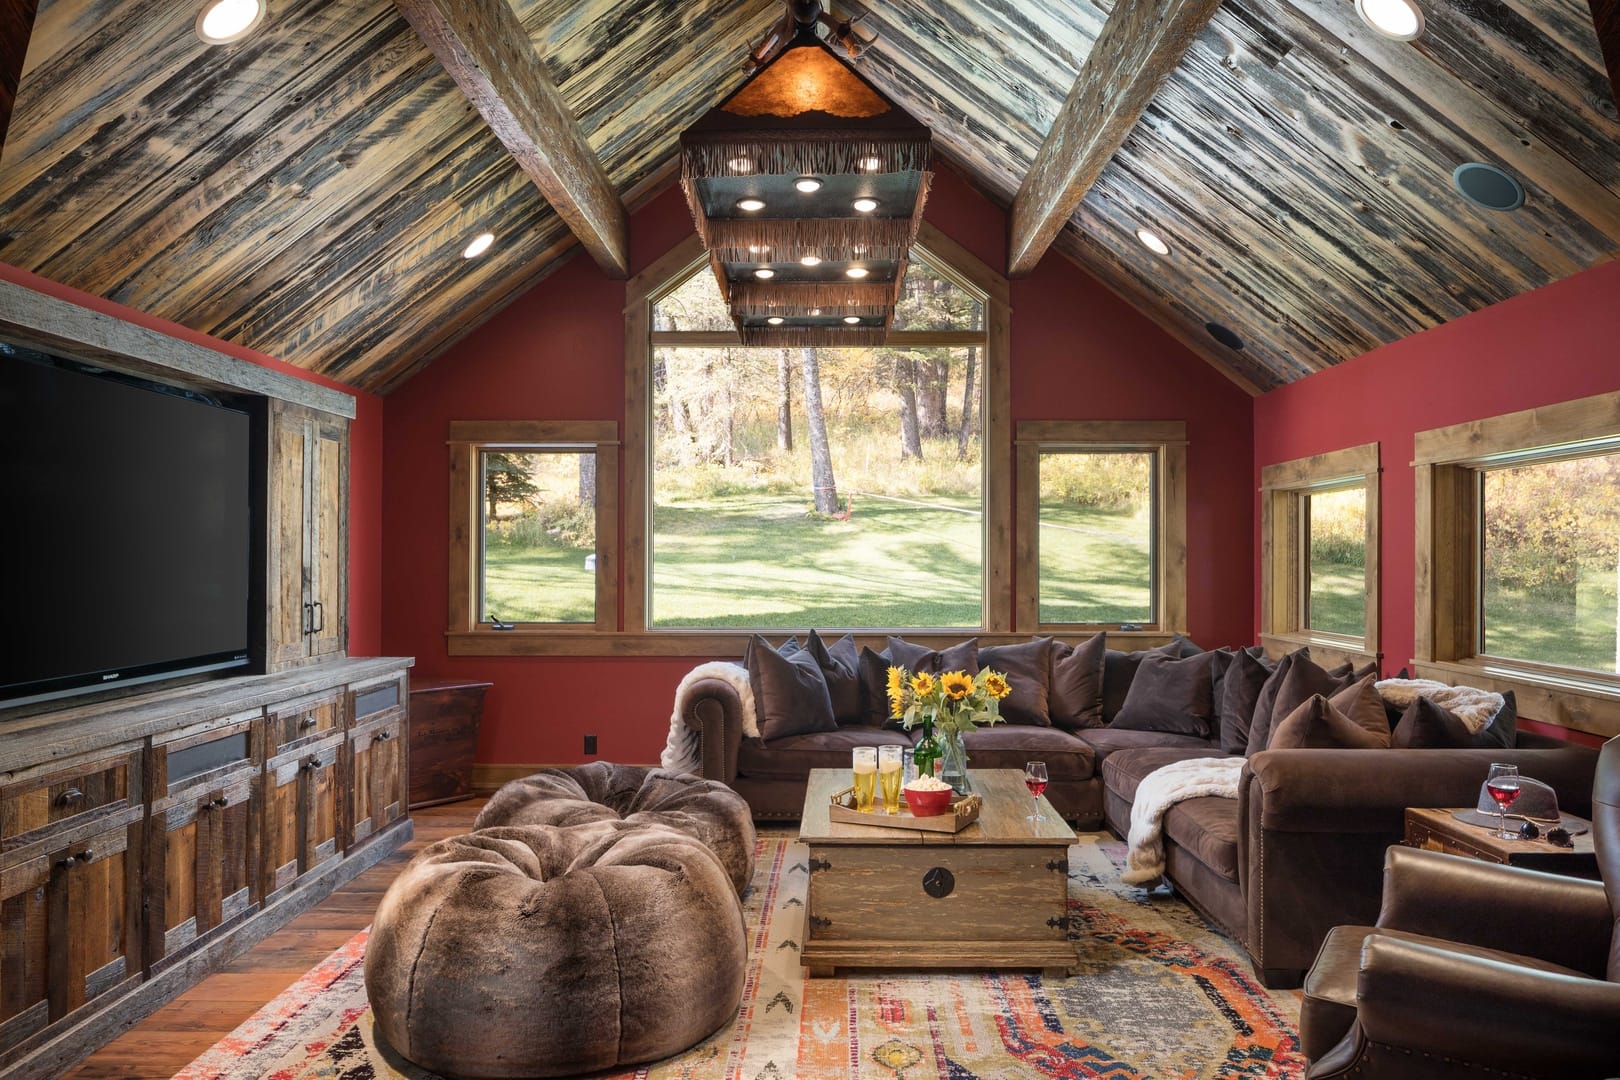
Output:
[1007,0,1222,277]
[0,0,38,156]
[393,0,629,278]
[1593,0,1620,111]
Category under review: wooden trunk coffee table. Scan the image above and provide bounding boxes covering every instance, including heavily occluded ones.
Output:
[797,767,1079,978]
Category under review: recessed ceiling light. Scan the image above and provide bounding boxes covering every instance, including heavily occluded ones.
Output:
[852,197,880,213]
[736,197,766,212]
[794,176,824,193]
[767,316,785,325]
[727,156,754,173]
[462,232,495,259]
[1135,228,1171,256]
[754,267,775,279]
[843,315,862,324]
[196,0,265,43]
[845,266,869,279]
[1355,0,1423,40]
[800,255,822,266]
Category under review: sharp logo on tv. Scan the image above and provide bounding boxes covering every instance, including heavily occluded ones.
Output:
[102,673,120,681]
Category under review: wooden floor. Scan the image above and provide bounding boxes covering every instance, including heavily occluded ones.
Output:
[67,800,482,1080]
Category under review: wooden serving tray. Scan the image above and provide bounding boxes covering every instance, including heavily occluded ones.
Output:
[827,786,982,833]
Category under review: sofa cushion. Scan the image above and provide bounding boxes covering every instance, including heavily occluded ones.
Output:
[1077,727,1216,769]
[1100,745,1234,804]
[737,728,912,781]
[1392,691,1517,750]
[1101,635,1201,723]
[805,630,864,724]
[954,723,1097,781]
[1251,650,1366,755]
[978,637,1053,726]
[1164,797,1241,884]
[1267,678,1390,750]
[745,634,837,742]
[1219,648,1276,754]
[859,636,980,727]
[1110,652,1216,737]
[1050,632,1107,730]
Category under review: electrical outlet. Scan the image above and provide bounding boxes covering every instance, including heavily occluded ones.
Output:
[583,734,597,755]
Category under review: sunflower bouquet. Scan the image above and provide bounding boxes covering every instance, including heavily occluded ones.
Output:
[884,665,1012,736]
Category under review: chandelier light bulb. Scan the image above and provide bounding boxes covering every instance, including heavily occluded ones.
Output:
[754,267,775,279]
[859,156,883,171]
[736,197,766,212]
[794,176,824,193]
[727,156,754,173]
[845,266,869,279]
[843,315,862,324]
[852,197,880,213]
[800,255,822,266]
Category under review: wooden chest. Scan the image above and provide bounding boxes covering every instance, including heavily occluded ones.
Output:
[798,769,1078,977]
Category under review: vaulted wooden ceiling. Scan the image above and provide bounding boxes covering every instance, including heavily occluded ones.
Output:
[1,0,1616,394]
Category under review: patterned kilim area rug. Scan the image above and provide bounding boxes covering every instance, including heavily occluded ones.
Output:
[174,831,1304,1079]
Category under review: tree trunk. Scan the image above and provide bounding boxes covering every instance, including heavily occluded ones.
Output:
[776,348,794,451]
[800,347,839,514]
[577,452,597,505]
[919,356,950,439]
[896,355,922,460]
[957,346,977,459]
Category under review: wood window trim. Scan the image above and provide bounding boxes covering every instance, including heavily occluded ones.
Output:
[1413,389,1620,738]
[1258,442,1381,666]
[619,225,1014,641]
[1013,420,1188,634]
[447,420,620,641]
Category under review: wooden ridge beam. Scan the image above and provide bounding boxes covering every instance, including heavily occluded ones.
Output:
[1007,0,1222,277]
[1593,0,1620,112]
[0,0,38,156]
[394,0,629,278]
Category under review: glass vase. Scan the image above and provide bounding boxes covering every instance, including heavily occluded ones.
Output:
[938,728,971,795]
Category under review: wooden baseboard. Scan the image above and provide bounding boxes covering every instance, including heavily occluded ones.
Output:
[471,762,658,794]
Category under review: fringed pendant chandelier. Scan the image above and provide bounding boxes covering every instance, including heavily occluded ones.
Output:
[680,21,932,347]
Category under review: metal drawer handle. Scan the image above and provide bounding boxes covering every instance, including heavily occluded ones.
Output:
[374,731,390,742]
[57,855,75,870]
[210,797,229,809]
[300,715,319,729]
[77,848,94,864]
[301,756,321,772]
[56,787,85,807]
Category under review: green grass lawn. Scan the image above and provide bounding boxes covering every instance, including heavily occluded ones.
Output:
[1307,559,1366,638]
[483,531,595,623]
[1036,501,1152,624]
[1484,581,1619,674]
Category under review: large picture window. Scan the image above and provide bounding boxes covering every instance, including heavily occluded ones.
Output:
[1259,443,1380,665]
[648,258,986,629]
[1015,421,1187,632]
[1414,391,1620,737]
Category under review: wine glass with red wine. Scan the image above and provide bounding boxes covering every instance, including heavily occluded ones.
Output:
[1025,761,1049,823]
[1485,763,1522,840]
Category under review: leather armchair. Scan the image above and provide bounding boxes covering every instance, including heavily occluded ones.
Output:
[1302,735,1620,1078]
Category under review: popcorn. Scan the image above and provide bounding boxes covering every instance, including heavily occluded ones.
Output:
[904,775,952,792]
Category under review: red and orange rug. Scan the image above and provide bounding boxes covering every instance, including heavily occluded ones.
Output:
[174,832,1303,1079]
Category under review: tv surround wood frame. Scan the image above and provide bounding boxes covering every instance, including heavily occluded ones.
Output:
[0,279,413,1080]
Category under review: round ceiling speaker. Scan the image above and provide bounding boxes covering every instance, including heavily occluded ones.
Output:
[1205,322,1245,350]
[1452,162,1525,212]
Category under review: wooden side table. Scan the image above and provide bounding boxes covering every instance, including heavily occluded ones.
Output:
[1403,806,1599,879]
[408,677,492,808]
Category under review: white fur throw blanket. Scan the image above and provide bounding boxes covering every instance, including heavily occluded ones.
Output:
[660,662,757,774]
[1123,757,1246,886]
[1374,678,1504,734]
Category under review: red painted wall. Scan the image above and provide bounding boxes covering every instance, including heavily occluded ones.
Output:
[1252,258,1620,746]
[380,168,1255,766]
[0,264,385,657]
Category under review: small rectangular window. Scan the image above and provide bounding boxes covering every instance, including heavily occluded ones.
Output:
[480,449,599,625]
[1481,453,1619,674]
[1303,484,1368,638]
[1037,450,1155,625]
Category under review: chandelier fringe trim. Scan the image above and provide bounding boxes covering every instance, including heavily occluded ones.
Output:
[705,218,917,262]
[681,135,931,180]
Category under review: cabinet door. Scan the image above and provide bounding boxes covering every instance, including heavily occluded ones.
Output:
[148,777,257,970]
[308,418,347,659]
[347,718,403,847]
[268,405,312,669]
[263,739,342,901]
[0,852,51,1055]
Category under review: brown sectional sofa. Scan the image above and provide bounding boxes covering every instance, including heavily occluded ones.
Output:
[677,634,1601,988]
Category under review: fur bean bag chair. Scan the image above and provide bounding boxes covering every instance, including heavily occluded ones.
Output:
[365,821,747,1079]
[474,763,756,895]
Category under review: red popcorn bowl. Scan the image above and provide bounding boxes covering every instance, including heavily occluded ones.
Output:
[904,786,953,817]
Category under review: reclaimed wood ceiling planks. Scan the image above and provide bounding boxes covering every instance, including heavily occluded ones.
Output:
[0,0,1614,393]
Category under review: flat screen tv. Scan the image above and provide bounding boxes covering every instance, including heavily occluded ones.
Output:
[1,345,262,708]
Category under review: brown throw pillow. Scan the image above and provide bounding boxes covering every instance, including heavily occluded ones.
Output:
[1253,652,1363,754]
[887,635,980,678]
[1219,648,1276,754]
[1051,632,1107,730]
[1267,678,1391,750]
[978,637,1053,726]
[805,630,863,724]
[1109,652,1215,738]
[744,634,837,742]
[1247,648,1305,754]
[1101,636,1200,723]
[1392,692,1517,750]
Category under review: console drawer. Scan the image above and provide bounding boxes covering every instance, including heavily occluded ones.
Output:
[268,691,343,751]
[1,749,138,852]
